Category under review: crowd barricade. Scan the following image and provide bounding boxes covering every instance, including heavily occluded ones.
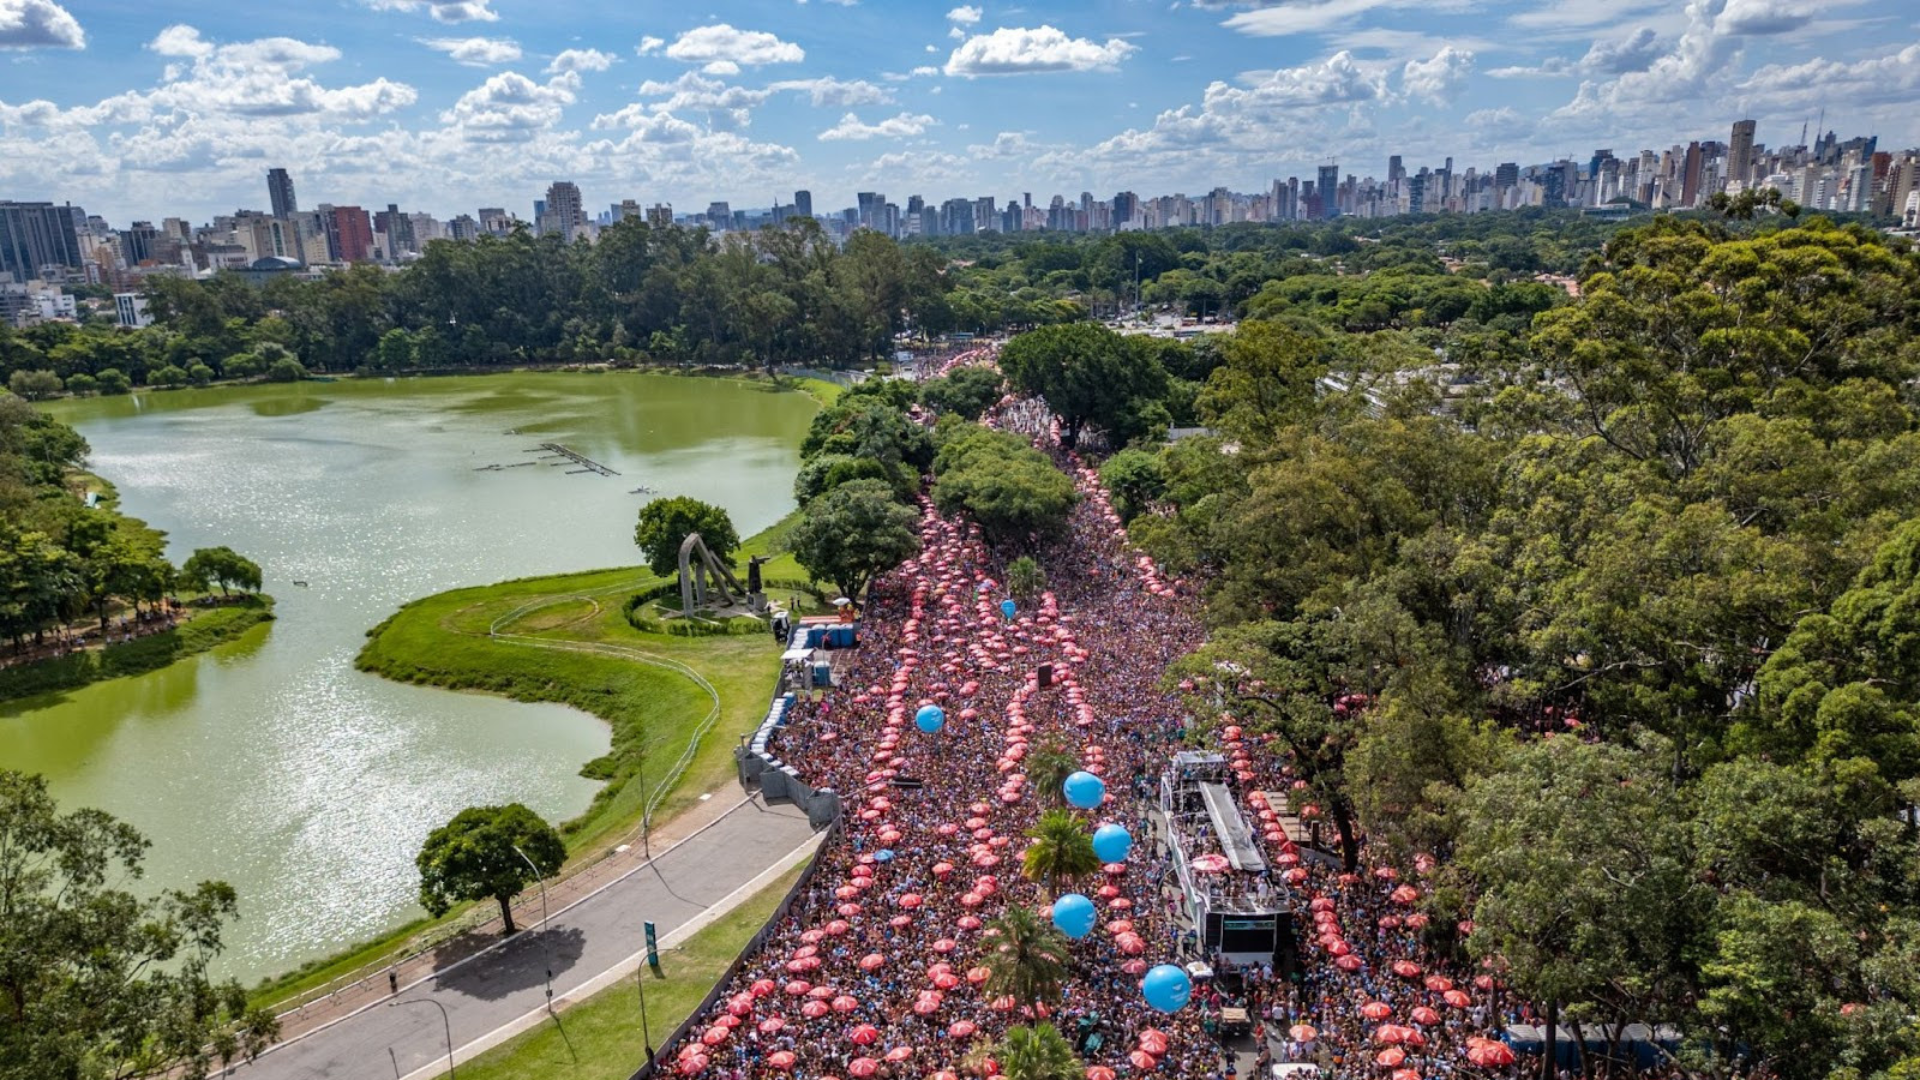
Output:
[629,815,845,1080]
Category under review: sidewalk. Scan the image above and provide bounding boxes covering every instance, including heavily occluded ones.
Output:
[270,786,757,1045]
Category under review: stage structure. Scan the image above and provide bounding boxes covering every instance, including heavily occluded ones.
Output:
[1160,750,1298,968]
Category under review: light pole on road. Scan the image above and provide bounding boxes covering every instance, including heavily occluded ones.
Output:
[387,997,455,1079]
[512,844,555,1012]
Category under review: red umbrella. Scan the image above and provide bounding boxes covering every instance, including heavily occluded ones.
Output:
[1393,960,1424,978]
[1088,1069,1117,1080]
[851,1024,880,1045]
[860,953,886,971]
[1291,1024,1319,1042]
[1361,1002,1393,1020]
[784,980,811,996]
[967,966,992,985]
[1129,1051,1158,1071]
[801,1001,830,1019]
[1474,975,1497,991]
[1425,976,1454,992]
[1468,1042,1516,1067]
[768,1051,796,1070]
[701,1026,729,1046]
[1390,885,1420,905]
[950,1020,978,1038]
[832,995,859,1013]
[758,1017,786,1034]
[850,1058,879,1077]
[1138,1029,1169,1055]
[751,979,777,998]
[1191,854,1231,873]
[678,1056,708,1075]
[1374,1025,1408,1045]
[899,893,924,908]
[1375,1049,1407,1067]
[1443,990,1472,1008]
[1335,955,1363,971]
[1393,1071,1423,1080]
[885,1047,914,1063]
[1410,1007,1440,1026]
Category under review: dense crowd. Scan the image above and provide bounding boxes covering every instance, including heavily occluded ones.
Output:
[667,355,1551,1080]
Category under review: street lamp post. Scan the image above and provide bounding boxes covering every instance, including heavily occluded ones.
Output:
[511,844,555,1012]
[388,998,455,1079]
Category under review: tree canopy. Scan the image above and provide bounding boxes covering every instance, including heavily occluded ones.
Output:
[787,478,922,602]
[635,497,739,578]
[415,803,565,935]
[0,770,279,1080]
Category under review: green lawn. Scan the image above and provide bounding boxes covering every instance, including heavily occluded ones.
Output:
[268,517,823,1008]
[450,861,804,1080]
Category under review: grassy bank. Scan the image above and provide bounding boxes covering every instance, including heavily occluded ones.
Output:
[269,517,821,1009]
[451,861,804,1080]
[0,595,274,704]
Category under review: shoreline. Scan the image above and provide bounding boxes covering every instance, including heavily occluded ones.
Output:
[0,595,276,705]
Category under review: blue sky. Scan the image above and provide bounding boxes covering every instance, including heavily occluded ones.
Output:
[1,0,1916,224]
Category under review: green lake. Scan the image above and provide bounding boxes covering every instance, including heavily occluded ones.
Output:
[1,372,817,984]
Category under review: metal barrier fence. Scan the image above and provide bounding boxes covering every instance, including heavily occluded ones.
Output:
[629,815,842,1080]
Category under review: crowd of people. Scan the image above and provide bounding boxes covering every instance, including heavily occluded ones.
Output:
[665,354,1550,1080]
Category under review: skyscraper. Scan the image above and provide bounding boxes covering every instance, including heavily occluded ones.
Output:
[267,168,298,219]
[326,206,374,263]
[0,201,84,281]
[1681,141,1704,207]
[1728,119,1757,191]
[1318,164,1340,218]
[541,181,584,237]
[794,190,812,219]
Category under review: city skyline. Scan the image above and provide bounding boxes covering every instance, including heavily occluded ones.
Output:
[0,0,1916,223]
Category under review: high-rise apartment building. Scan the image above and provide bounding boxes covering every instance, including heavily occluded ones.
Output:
[1681,141,1704,207]
[267,168,298,219]
[326,206,374,263]
[794,190,812,219]
[0,201,84,281]
[1728,120,1757,191]
[646,204,673,228]
[541,181,584,237]
[1317,164,1341,218]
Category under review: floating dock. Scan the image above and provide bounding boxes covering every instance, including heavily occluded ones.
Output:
[534,443,619,477]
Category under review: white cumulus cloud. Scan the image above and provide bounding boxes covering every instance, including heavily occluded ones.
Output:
[547,48,616,74]
[944,26,1137,76]
[947,5,983,23]
[422,36,521,66]
[1401,45,1474,103]
[0,0,84,49]
[818,111,936,140]
[663,24,805,69]
[440,71,579,142]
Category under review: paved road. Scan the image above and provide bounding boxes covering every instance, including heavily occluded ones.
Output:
[234,795,818,1080]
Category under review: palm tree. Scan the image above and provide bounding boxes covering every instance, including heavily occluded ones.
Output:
[994,1023,1080,1080]
[982,906,1073,1010]
[1025,741,1078,808]
[1022,808,1101,899]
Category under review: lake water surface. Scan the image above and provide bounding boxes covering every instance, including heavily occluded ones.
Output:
[1,372,816,982]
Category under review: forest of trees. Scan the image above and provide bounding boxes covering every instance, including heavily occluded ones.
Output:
[0,210,1638,393]
[0,399,261,651]
[1061,215,1920,1080]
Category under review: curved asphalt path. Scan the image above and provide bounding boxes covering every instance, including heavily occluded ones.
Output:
[232,795,819,1080]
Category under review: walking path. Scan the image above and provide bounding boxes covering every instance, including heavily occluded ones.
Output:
[235,794,820,1080]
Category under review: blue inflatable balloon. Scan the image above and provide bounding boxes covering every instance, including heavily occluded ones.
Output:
[1000,598,1017,620]
[915,704,946,734]
[1051,892,1097,940]
[1092,823,1133,863]
[1063,770,1106,810]
[1142,964,1193,1013]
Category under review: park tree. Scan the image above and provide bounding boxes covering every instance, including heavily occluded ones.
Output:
[264,357,307,382]
[980,906,1073,1010]
[1098,448,1166,523]
[634,496,739,577]
[1195,320,1327,448]
[994,1024,1081,1080]
[181,546,263,597]
[998,322,1170,448]
[919,365,1005,421]
[787,479,920,602]
[8,368,61,400]
[0,770,279,1080]
[1020,809,1100,900]
[931,425,1077,547]
[415,803,565,934]
[1005,555,1046,601]
[95,367,131,394]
